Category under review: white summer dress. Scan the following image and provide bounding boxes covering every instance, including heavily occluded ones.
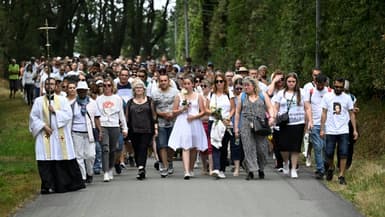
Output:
[168,93,208,151]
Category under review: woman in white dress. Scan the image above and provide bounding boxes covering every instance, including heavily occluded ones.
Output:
[168,76,207,179]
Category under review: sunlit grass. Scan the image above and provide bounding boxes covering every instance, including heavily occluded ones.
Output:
[0,80,40,217]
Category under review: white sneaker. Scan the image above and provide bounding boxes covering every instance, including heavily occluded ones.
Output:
[218,171,226,179]
[291,169,298,179]
[184,172,191,180]
[108,169,114,180]
[103,173,110,182]
[283,162,290,175]
[211,169,220,177]
[194,162,199,169]
[306,156,312,167]
[160,167,168,178]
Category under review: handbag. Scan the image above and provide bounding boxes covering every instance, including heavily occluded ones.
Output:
[276,93,295,127]
[251,116,271,136]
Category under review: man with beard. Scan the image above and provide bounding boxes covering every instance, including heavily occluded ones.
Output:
[305,74,331,179]
[152,73,178,177]
[320,78,358,185]
[116,68,135,169]
[303,68,322,167]
[71,81,102,184]
[29,77,84,194]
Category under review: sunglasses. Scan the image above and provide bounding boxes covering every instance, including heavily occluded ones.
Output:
[195,80,201,83]
[62,85,68,89]
[215,80,224,84]
[235,87,243,91]
[201,85,208,88]
[104,84,112,87]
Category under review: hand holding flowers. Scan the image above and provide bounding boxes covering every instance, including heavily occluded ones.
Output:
[180,88,191,112]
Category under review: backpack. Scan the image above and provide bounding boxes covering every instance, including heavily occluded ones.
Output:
[309,87,332,103]
[240,91,265,105]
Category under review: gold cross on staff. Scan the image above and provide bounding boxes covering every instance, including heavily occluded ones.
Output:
[38,19,56,59]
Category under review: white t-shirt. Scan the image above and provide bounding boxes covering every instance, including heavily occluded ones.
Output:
[321,92,353,135]
[303,81,316,93]
[209,91,234,122]
[96,94,127,131]
[258,81,268,92]
[304,87,332,125]
[272,89,305,125]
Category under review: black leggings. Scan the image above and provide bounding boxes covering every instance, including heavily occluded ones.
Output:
[130,133,153,168]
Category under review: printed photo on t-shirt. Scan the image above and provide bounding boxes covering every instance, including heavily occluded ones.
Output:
[333,102,341,115]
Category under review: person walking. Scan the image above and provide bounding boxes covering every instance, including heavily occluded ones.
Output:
[234,77,275,180]
[71,81,102,184]
[266,70,285,171]
[168,76,207,179]
[29,77,84,194]
[208,74,235,179]
[8,58,20,99]
[304,74,331,179]
[125,79,158,180]
[272,72,310,179]
[152,73,179,177]
[320,78,358,185]
[22,64,37,106]
[96,78,128,182]
[230,76,244,176]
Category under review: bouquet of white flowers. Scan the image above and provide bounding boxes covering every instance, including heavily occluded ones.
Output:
[180,88,191,113]
[210,106,223,124]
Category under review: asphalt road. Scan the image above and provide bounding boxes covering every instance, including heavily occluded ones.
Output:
[14,158,364,217]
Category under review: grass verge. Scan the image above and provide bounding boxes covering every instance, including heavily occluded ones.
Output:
[0,80,40,217]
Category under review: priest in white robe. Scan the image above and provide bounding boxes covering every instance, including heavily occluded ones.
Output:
[29,77,84,194]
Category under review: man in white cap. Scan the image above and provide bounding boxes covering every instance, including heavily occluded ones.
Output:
[71,81,102,184]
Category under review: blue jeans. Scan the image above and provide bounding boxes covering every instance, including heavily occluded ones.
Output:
[310,125,325,173]
[325,134,349,160]
[157,127,173,149]
[117,133,124,152]
[93,129,102,172]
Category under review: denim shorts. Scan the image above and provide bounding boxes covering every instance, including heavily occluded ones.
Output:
[325,134,349,159]
[157,126,173,149]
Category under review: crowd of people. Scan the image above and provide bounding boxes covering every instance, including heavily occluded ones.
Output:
[7,54,359,194]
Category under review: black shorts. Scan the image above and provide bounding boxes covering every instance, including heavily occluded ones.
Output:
[9,79,19,91]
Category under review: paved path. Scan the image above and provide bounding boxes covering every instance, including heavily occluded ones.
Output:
[14,158,363,217]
